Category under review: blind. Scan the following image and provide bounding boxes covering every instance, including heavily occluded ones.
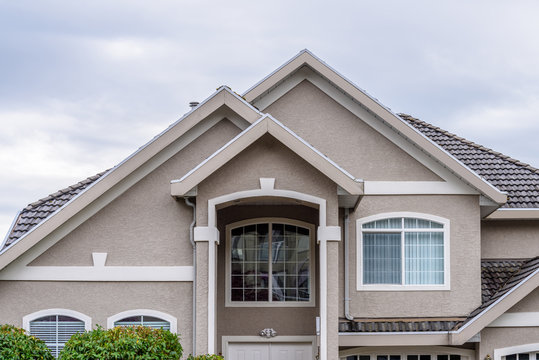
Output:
[30,315,85,358]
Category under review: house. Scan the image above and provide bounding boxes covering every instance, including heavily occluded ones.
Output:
[1,49,538,360]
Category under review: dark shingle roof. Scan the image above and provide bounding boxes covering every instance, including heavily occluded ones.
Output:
[340,258,539,333]
[400,114,539,208]
[2,171,108,251]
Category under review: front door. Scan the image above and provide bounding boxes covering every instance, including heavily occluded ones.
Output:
[228,342,313,360]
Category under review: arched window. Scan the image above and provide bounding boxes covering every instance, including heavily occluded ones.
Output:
[226,218,315,307]
[23,309,91,358]
[107,310,177,333]
[357,213,450,290]
[494,343,539,360]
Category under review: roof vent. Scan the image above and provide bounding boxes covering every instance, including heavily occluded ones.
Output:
[189,101,199,109]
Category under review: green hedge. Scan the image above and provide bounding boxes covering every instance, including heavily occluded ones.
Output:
[0,324,54,360]
[186,355,224,360]
[59,325,182,360]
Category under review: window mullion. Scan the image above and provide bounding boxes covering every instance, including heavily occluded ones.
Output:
[401,219,405,285]
[268,223,273,303]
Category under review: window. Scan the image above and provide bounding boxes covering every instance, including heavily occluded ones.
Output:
[226,219,314,306]
[107,310,177,333]
[114,315,170,330]
[23,309,90,358]
[357,213,449,290]
[504,353,539,360]
[341,352,468,360]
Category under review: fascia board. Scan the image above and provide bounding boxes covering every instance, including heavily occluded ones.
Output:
[450,268,539,345]
[486,208,539,220]
[0,87,262,270]
[244,50,507,204]
[171,116,363,196]
[171,116,268,196]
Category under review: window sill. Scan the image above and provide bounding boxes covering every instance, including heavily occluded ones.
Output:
[356,284,450,291]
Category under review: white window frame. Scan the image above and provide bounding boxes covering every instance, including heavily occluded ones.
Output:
[107,309,177,333]
[495,344,539,360]
[23,309,91,358]
[356,212,450,291]
[225,217,316,307]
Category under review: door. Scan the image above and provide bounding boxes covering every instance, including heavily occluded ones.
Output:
[228,342,313,360]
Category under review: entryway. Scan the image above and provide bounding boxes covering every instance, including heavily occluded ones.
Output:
[228,342,314,360]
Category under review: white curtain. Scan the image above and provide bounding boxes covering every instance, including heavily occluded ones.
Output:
[363,233,401,284]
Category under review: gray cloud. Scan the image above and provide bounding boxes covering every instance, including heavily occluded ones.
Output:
[1,0,539,236]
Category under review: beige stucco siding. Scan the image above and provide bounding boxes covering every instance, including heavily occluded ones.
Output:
[506,287,539,313]
[481,220,539,259]
[0,281,193,355]
[265,80,441,182]
[196,135,340,227]
[346,195,481,317]
[479,327,539,360]
[30,119,241,267]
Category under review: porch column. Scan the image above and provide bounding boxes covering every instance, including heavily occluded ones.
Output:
[318,226,341,360]
[194,226,219,355]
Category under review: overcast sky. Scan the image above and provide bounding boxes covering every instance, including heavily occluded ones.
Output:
[1,0,539,238]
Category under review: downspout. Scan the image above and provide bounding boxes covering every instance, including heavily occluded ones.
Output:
[184,197,197,354]
[344,208,354,320]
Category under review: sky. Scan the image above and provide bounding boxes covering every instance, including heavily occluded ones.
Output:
[1,0,539,238]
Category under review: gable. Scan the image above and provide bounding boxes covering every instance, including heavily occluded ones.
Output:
[12,119,242,268]
[265,80,442,181]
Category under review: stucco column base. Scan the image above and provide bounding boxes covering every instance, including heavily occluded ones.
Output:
[327,240,340,359]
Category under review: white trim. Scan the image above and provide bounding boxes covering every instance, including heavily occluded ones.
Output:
[364,181,478,195]
[356,212,450,291]
[23,308,92,332]
[494,343,539,360]
[107,309,178,333]
[0,265,193,281]
[1,210,20,250]
[487,208,539,220]
[194,226,220,243]
[225,218,316,307]
[318,226,341,242]
[205,178,330,360]
[339,345,475,359]
[222,335,316,360]
[488,312,539,327]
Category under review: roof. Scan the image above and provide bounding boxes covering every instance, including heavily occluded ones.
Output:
[400,114,539,209]
[339,257,539,334]
[2,171,108,251]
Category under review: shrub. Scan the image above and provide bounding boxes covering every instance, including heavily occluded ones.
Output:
[186,355,224,360]
[0,324,54,359]
[59,325,183,360]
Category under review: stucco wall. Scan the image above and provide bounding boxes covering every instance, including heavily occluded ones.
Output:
[506,288,539,313]
[479,327,539,360]
[0,281,193,355]
[196,135,340,227]
[30,119,241,267]
[481,220,539,259]
[346,195,481,317]
[265,80,442,182]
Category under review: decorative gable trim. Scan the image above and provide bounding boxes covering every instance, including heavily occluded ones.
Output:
[244,49,507,205]
[170,115,364,197]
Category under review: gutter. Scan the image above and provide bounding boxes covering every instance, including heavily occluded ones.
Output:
[343,208,353,320]
[184,197,197,354]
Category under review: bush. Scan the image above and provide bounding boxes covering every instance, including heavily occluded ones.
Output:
[59,325,183,360]
[0,324,54,359]
[186,355,224,360]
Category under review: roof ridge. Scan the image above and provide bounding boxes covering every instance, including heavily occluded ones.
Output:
[398,113,539,174]
[22,170,110,212]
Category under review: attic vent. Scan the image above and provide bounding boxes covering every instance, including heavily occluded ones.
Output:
[189,101,199,109]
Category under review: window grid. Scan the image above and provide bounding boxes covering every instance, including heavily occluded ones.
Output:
[361,217,445,286]
[230,222,311,303]
[114,315,170,331]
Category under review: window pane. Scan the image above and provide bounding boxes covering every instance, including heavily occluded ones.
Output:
[377,356,388,360]
[360,356,371,360]
[404,218,443,229]
[506,355,517,360]
[405,231,444,284]
[363,233,401,284]
[363,218,401,229]
[390,356,401,360]
[30,314,85,358]
[420,355,431,360]
[408,356,418,360]
[438,355,448,360]
[450,355,461,360]
[519,354,530,360]
[346,356,358,360]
